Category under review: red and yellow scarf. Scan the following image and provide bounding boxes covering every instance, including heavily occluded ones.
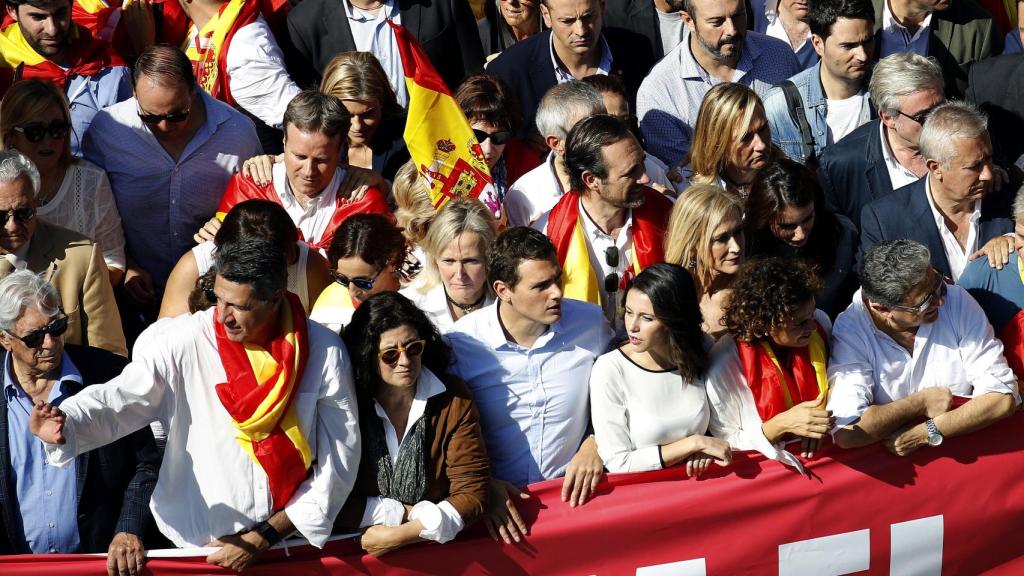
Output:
[995,255,1024,380]
[215,292,313,509]
[182,0,259,107]
[0,21,124,88]
[546,187,672,305]
[737,324,829,422]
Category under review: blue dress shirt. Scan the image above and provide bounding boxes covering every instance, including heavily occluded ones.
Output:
[65,66,132,157]
[4,351,82,553]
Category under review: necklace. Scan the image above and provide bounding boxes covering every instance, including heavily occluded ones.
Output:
[445,287,486,313]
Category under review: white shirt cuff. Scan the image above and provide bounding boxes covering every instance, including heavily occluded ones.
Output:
[360,497,405,528]
[44,417,77,467]
[408,500,464,544]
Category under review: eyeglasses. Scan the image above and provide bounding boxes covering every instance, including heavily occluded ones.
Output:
[137,108,191,125]
[331,268,382,291]
[891,275,948,314]
[473,129,512,145]
[897,105,939,125]
[13,120,70,143]
[11,313,68,349]
[0,207,35,226]
[604,246,620,294]
[378,339,426,365]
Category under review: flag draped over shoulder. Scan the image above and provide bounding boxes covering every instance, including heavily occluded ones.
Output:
[388,20,502,217]
[183,0,260,107]
[0,22,124,88]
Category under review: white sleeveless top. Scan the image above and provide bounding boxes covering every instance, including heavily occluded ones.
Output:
[191,240,311,310]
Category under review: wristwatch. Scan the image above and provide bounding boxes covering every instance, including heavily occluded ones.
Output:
[925,419,944,446]
[252,520,282,547]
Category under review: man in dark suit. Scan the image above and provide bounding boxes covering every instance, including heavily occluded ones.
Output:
[285,0,484,93]
[967,53,1024,172]
[488,0,656,139]
[859,101,1012,280]
[0,270,158,575]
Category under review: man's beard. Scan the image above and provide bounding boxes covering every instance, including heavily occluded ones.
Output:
[694,29,743,62]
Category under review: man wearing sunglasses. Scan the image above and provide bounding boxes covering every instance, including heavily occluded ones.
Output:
[1,0,132,156]
[82,45,261,325]
[28,238,360,572]
[828,239,1019,456]
[0,271,158,575]
[0,150,126,356]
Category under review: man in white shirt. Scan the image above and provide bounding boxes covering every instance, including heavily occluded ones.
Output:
[28,237,361,570]
[447,227,613,544]
[859,101,1013,281]
[828,239,1019,455]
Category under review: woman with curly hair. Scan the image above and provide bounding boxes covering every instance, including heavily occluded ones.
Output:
[335,292,489,557]
[706,257,834,470]
[590,264,731,476]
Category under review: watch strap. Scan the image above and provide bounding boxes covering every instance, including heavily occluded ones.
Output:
[253,520,282,547]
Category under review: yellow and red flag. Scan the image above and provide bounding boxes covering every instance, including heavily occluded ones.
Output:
[387,20,502,218]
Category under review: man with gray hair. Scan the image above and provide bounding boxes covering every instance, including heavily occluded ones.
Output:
[859,101,1012,281]
[503,81,607,227]
[0,270,157,575]
[0,150,126,356]
[828,239,1019,456]
[27,237,360,571]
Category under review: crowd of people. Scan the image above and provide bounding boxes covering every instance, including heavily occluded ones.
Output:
[1,0,1024,572]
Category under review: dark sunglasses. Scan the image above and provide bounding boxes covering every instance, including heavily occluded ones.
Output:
[897,106,939,125]
[331,268,382,291]
[13,313,68,349]
[137,108,191,125]
[378,339,426,365]
[604,246,620,294]
[13,120,70,143]
[473,129,512,145]
[0,207,35,226]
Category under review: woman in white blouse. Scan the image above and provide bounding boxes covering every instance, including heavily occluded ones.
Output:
[0,79,126,284]
[401,198,498,333]
[590,263,731,476]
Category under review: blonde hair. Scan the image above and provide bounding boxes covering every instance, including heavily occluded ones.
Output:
[418,198,498,295]
[320,52,404,120]
[0,79,74,172]
[687,83,765,183]
[392,160,435,245]
[664,184,745,293]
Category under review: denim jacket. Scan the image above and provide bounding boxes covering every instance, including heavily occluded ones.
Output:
[762,63,874,164]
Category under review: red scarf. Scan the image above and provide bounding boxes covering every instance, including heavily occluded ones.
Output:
[0,23,124,89]
[999,312,1024,380]
[736,325,830,422]
[215,292,312,509]
[216,172,392,252]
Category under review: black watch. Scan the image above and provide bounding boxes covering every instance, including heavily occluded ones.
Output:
[252,520,282,547]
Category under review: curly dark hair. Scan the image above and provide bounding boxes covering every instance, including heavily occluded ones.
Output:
[342,291,452,399]
[724,257,822,342]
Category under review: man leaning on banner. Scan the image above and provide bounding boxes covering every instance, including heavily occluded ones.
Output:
[0,0,131,156]
[27,238,360,572]
[534,114,672,335]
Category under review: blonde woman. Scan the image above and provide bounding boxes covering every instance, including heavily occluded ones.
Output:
[664,184,745,340]
[400,199,499,332]
[0,79,126,285]
[684,83,777,199]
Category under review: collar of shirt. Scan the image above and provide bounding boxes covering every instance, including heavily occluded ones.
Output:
[479,300,567,351]
[549,32,613,83]
[878,121,920,182]
[679,28,761,83]
[130,91,237,152]
[924,175,981,232]
[342,0,398,22]
[3,350,83,405]
[544,151,565,196]
[2,242,30,271]
[765,13,810,53]
[924,174,980,279]
[882,0,932,42]
[578,198,633,253]
[274,162,345,225]
[371,367,446,460]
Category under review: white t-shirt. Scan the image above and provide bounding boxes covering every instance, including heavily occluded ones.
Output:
[826,94,868,144]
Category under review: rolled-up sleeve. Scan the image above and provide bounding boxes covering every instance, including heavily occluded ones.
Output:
[955,285,1021,403]
[826,316,877,427]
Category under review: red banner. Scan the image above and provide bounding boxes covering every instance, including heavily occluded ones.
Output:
[6,412,1024,574]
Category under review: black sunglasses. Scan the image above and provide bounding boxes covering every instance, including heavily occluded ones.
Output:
[331,268,382,291]
[13,120,70,143]
[137,108,191,125]
[473,129,512,145]
[0,207,35,226]
[14,313,68,349]
[897,106,938,125]
[604,246,620,294]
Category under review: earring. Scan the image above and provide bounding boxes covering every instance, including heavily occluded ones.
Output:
[687,257,697,269]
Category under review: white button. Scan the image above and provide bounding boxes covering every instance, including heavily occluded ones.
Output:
[46,490,52,496]
[48,522,55,528]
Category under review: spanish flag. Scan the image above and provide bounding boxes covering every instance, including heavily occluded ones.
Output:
[0,21,124,89]
[387,20,502,218]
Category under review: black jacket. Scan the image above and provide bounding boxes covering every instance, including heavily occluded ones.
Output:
[967,54,1024,169]
[0,345,159,554]
[817,119,895,228]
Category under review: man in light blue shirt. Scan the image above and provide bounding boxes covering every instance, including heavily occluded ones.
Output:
[448,227,613,544]
[83,45,260,317]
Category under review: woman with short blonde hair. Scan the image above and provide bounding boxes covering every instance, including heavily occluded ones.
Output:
[392,160,435,248]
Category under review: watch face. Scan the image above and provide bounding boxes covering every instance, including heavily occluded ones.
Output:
[927,433,943,446]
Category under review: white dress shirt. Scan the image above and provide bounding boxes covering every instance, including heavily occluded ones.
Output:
[447,299,614,487]
[879,0,932,58]
[359,368,464,544]
[924,176,980,281]
[400,280,495,334]
[827,287,1020,427]
[223,16,301,129]
[343,0,408,107]
[505,152,565,227]
[589,349,710,472]
[272,162,345,247]
[44,310,361,548]
[765,12,810,54]
[879,121,923,191]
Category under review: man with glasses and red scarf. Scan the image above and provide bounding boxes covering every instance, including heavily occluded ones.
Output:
[27,236,361,572]
[533,114,671,336]
[0,0,131,156]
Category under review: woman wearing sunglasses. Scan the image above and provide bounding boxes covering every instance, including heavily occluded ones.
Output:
[0,79,127,286]
[310,213,407,333]
[335,291,488,557]
[705,257,834,471]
